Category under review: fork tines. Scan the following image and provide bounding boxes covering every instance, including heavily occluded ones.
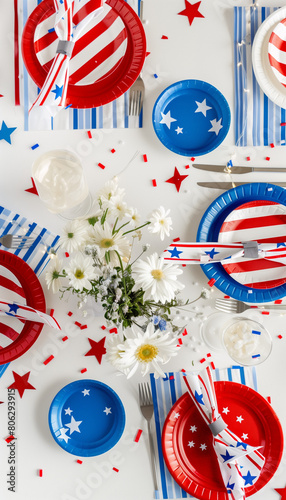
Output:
[139,382,152,405]
[129,90,143,116]
[215,298,238,312]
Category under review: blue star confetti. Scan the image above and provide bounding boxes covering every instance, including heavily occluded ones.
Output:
[0,121,17,144]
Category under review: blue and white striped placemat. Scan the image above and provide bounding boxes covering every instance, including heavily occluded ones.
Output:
[150,366,258,499]
[16,0,143,131]
[234,6,286,147]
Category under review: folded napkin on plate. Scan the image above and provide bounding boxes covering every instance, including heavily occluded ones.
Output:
[0,300,61,329]
[164,241,286,264]
[183,367,265,500]
[30,0,104,118]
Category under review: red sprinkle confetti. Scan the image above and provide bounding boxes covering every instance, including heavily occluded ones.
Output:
[98,162,106,169]
[265,156,271,161]
[111,148,116,153]
[208,278,216,287]
[169,375,174,380]
[38,469,43,477]
[278,334,283,339]
[182,328,188,336]
[152,179,157,187]
[261,311,270,315]
[161,35,168,39]
[5,435,15,443]
[134,429,143,442]
[274,300,283,304]
[113,468,119,472]
[173,237,180,242]
[246,156,251,161]
[177,338,183,345]
[67,311,73,316]
[77,460,83,464]
[87,131,92,138]
[210,361,216,370]
[50,308,55,317]
[43,355,54,365]
[281,122,286,126]
[81,368,87,374]
[270,143,275,148]
[181,369,186,373]
[266,396,271,404]
[190,157,195,161]
[101,325,106,330]
[199,358,206,364]
[182,264,186,267]
[65,252,69,258]
[206,353,211,358]
[224,295,230,299]
[80,324,88,330]
[62,336,68,342]
[109,327,118,334]
[25,177,39,195]
[75,321,82,327]
[143,154,148,162]
[146,51,151,57]
[185,165,190,169]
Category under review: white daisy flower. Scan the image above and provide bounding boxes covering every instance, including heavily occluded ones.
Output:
[45,256,63,293]
[106,335,129,375]
[66,254,99,292]
[91,222,131,266]
[59,219,88,254]
[108,195,129,220]
[116,323,178,379]
[132,252,184,303]
[148,206,173,241]
[97,177,125,209]
[126,207,140,227]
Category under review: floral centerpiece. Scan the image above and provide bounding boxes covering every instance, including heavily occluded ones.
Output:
[46,177,208,377]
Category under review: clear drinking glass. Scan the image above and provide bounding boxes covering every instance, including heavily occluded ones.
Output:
[32,150,92,219]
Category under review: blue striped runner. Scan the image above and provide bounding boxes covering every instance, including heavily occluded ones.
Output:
[234,6,286,146]
[150,366,258,499]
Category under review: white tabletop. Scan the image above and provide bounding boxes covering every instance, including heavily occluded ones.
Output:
[1,0,286,499]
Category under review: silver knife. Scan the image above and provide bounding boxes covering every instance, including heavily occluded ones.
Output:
[193,164,286,174]
[197,181,286,189]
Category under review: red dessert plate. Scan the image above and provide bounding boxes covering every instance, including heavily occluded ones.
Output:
[162,381,283,500]
[0,251,45,363]
[21,0,146,108]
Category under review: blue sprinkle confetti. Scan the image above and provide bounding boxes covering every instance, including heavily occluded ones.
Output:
[154,73,158,78]
[31,143,39,150]
[252,330,261,335]
[252,354,260,358]
[48,28,55,33]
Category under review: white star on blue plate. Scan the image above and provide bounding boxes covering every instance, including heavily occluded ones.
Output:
[175,126,183,134]
[82,389,90,396]
[57,427,71,443]
[66,416,82,435]
[64,407,73,415]
[103,407,112,415]
[208,118,223,135]
[195,99,212,117]
[160,111,177,129]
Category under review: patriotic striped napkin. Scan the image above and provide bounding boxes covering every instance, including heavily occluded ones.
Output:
[15,0,143,131]
[234,6,286,147]
[150,366,258,500]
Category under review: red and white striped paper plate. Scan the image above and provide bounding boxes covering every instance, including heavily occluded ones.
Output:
[218,200,286,289]
[268,18,286,88]
[21,0,146,108]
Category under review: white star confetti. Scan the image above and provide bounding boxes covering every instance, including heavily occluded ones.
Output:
[222,407,230,414]
[188,441,195,448]
[195,99,212,117]
[208,118,223,135]
[64,407,73,415]
[190,425,197,432]
[160,111,177,129]
[200,443,207,451]
[175,126,183,134]
[57,427,71,443]
[236,415,244,423]
[66,416,82,435]
[103,407,112,415]
[82,389,90,396]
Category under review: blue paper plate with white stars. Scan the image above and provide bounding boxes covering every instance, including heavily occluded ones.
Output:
[48,380,125,457]
[152,80,231,156]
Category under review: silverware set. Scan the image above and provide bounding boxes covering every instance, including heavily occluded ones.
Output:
[0,234,36,249]
[215,298,286,314]
[139,382,158,494]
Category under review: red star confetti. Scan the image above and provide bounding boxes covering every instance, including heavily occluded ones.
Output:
[85,337,106,364]
[166,167,188,192]
[25,177,39,195]
[275,486,286,500]
[178,0,204,27]
[8,371,36,398]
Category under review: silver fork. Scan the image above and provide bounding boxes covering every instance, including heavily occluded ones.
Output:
[215,298,286,313]
[128,2,145,116]
[0,234,35,249]
[139,382,159,494]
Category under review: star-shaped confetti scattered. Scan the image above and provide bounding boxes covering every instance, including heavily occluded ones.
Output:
[160,110,177,129]
[220,449,235,462]
[190,425,197,432]
[208,118,223,135]
[52,84,63,100]
[0,121,17,145]
[222,407,230,414]
[103,407,112,415]
[188,441,195,448]
[85,337,106,364]
[200,443,207,451]
[178,0,204,27]
[236,415,244,423]
[194,390,204,405]
[57,427,71,443]
[168,247,183,258]
[275,486,286,500]
[204,248,219,260]
[82,389,90,396]
[25,177,39,196]
[8,371,36,398]
[195,99,212,116]
[66,416,82,435]
[166,167,188,192]
[242,470,257,486]
[175,126,183,134]
[64,407,73,415]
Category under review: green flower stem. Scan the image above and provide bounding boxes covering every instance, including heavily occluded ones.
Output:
[112,217,119,235]
[122,221,151,236]
[114,250,127,295]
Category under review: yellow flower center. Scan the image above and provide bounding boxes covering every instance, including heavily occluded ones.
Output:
[159,219,164,225]
[135,344,159,363]
[151,269,164,280]
[100,238,114,249]
[75,269,85,279]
